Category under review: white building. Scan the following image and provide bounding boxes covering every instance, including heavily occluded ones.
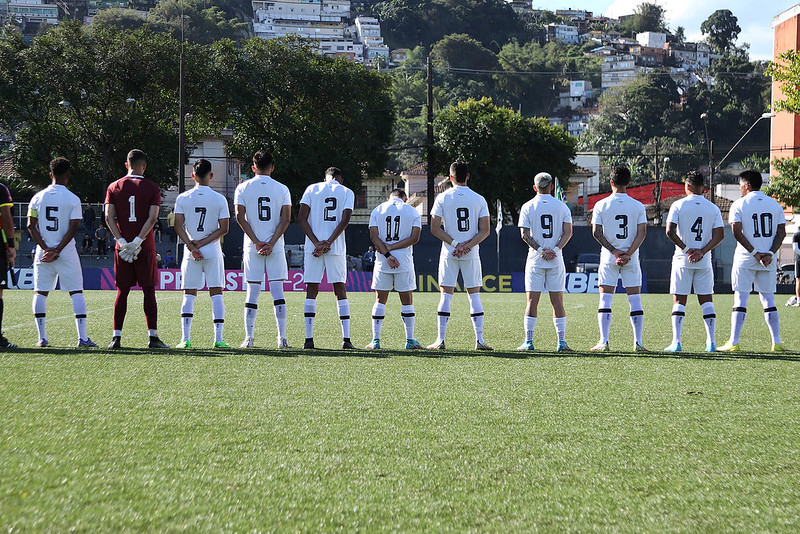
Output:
[635,31,666,49]
[354,16,389,64]
[2,0,58,24]
[547,23,580,45]
[601,53,637,89]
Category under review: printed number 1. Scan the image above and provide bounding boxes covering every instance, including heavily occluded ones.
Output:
[128,195,137,222]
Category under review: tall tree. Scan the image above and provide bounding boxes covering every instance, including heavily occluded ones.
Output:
[701,9,740,54]
[768,49,800,114]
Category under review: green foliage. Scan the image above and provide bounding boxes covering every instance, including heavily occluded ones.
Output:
[701,9,740,54]
[739,153,769,174]
[764,158,800,208]
[89,9,150,32]
[768,50,800,115]
[148,0,250,44]
[619,2,668,35]
[434,97,575,220]
[430,34,499,71]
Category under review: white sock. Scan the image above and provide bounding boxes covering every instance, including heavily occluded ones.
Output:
[701,301,716,346]
[524,316,537,342]
[759,293,781,344]
[436,292,452,342]
[671,303,685,344]
[553,316,566,343]
[304,298,316,339]
[270,281,287,341]
[628,294,644,345]
[338,299,351,340]
[113,329,122,338]
[371,302,385,340]
[244,282,259,340]
[401,304,415,340]
[180,293,196,342]
[33,293,47,341]
[71,292,88,341]
[468,292,485,344]
[731,291,748,344]
[211,294,224,343]
[598,292,613,344]
[148,329,158,337]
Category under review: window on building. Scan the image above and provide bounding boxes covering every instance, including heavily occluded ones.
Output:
[356,186,367,209]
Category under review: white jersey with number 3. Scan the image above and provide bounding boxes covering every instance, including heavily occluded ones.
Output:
[729,190,786,271]
[431,185,490,260]
[28,184,82,249]
[300,178,355,256]
[666,194,723,269]
[234,174,292,254]
[174,185,230,259]
[591,193,647,265]
[369,197,422,273]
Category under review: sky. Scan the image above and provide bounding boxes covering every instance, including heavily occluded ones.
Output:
[532,0,800,60]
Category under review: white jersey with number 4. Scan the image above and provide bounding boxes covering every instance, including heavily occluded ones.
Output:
[666,194,723,270]
[234,174,292,255]
[431,185,490,261]
[300,178,355,256]
[174,185,230,259]
[518,193,572,267]
[591,193,647,265]
[28,184,82,249]
[729,190,786,271]
[369,197,421,273]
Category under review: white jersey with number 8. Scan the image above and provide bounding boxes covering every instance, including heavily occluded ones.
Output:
[431,185,489,260]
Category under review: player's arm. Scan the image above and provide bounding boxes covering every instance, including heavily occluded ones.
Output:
[758,223,787,267]
[370,225,399,268]
[554,221,572,250]
[26,214,48,252]
[387,226,421,252]
[592,224,620,256]
[429,214,455,246]
[105,203,122,241]
[235,205,268,252]
[520,227,540,250]
[325,208,352,245]
[731,221,754,253]
[665,222,685,250]
[49,219,80,261]
[137,205,159,241]
[297,203,321,247]
[261,205,291,255]
[172,213,195,257]
[626,222,647,256]
[195,217,229,249]
[700,226,725,256]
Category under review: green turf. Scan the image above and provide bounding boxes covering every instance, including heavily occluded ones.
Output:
[2,290,800,531]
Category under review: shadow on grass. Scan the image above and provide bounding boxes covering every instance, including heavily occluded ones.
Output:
[488,348,800,363]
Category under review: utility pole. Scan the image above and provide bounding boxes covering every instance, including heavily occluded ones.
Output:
[653,139,661,225]
[709,140,715,204]
[176,3,186,262]
[426,55,434,223]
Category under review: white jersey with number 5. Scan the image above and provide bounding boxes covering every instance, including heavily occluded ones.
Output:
[28,184,82,249]
[300,178,355,256]
[174,185,229,259]
[234,174,292,255]
[729,190,786,271]
[666,194,723,269]
[431,185,490,260]
[591,193,647,265]
[369,197,422,273]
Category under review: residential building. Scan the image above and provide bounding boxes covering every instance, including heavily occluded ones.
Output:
[558,80,594,110]
[546,23,579,45]
[349,170,397,224]
[636,31,666,49]
[0,0,58,25]
[399,163,448,220]
[601,53,637,89]
[354,15,388,64]
[665,41,711,69]
[629,44,666,67]
[389,48,408,66]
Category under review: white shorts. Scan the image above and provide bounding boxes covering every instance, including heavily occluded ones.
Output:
[670,264,714,295]
[731,265,776,294]
[304,253,347,284]
[598,260,642,288]
[372,269,416,292]
[33,247,83,292]
[438,255,482,289]
[243,248,288,283]
[525,259,566,293]
[182,255,225,290]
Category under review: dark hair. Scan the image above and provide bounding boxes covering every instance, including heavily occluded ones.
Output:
[127,149,146,165]
[610,165,631,186]
[253,150,273,171]
[390,188,407,200]
[325,167,342,179]
[450,161,469,183]
[684,170,704,188]
[739,169,762,190]
[193,159,212,178]
[49,157,71,177]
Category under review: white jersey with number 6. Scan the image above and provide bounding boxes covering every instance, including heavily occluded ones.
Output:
[666,194,723,270]
[28,184,82,249]
[591,193,647,265]
[174,185,230,259]
[431,185,490,261]
[369,197,422,273]
[300,178,355,256]
[234,174,292,255]
[729,190,786,271]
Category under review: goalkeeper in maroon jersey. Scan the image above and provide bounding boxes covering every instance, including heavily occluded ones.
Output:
[104,149,168,349]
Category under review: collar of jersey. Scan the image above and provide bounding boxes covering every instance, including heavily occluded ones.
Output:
[254,174,271,180]
[127,174,144,179]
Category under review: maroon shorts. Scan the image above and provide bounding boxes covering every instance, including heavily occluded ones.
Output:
[114,245,158,289]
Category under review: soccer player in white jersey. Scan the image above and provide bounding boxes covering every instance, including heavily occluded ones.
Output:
[26,158,96,348]
[590,165,648,352]
[173,159,230,349]
[516,172,573,352]
[298,166,355,350]
[365,189,423,350]
[234,150,292,349]
[720,170,787,352]
[428,161,492,350]
[664,170,724,352]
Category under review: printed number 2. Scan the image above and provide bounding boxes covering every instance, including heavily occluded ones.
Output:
[324,197,337,221]
[614,214,628,239]
[128,195,137,222]
[45,206,58,232]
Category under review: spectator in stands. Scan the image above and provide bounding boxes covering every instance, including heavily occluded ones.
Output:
[95,224,109,259]
[163,249,177,268]
[362,245,376,271]
[167,209,176,242]
[154,219,163,243]
[83,204,97,240]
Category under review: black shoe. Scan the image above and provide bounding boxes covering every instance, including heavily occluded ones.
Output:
[342,339,357,350]
[149,336,168,349]
[303,338,315,349]
[0,335,17,349]
[108,336,121,349]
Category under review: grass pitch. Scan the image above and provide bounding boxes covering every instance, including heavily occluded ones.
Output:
[2,289,800,531]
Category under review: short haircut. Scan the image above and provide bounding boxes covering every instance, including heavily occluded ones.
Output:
[739,169,762,190]
[325,167,342,180]
[127,149,146,165]
[450,161,469,183]
[49,157,70,177]
[610,165,631,186]
[253,150,273,171]
[193,159,212,178]
[390,188,407,200]
[684,170,704,188]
